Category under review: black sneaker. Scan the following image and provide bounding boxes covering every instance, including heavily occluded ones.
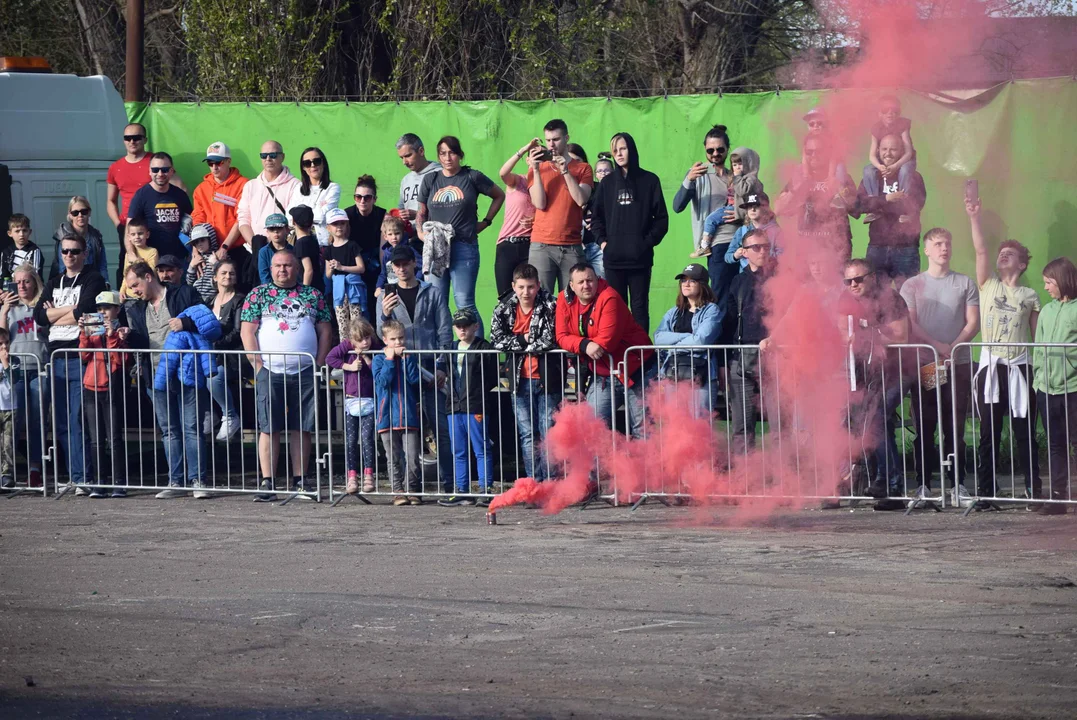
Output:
[253,480,278,503]
[292,479,316,501]
[110,488,127,498]
[88,488,108,498]
[474,495,492,507]
[0,476,14,489]
[438,495,475,507]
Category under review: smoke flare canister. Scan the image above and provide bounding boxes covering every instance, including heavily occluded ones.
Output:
[486,512,497,525]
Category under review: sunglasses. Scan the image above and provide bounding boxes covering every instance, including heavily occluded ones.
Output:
[743,244,770,253]
[70,208,90,217]
[206,160,224,167]
[61,248,83,256]
[706,147,727,155]
[808,121,825,129]
[123,134,145,142]
[843,273,873,286]
[301,157,323,168]
[260,152,281,160]
[354,194,374,201]
[150,166,171,173]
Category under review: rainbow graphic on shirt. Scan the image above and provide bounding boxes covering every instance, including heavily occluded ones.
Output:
[432,185,465,204]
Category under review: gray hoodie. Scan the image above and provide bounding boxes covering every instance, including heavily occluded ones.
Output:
[728,147,765,225]
[672,165,732,245]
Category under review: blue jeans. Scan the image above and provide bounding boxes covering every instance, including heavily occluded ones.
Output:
[707,246,740,311]
[448,413,494,492]
[52,355,89,483]
[586,363,657,440]
[583,242,605,279]
[514,378,558,480]
[206,369,240,422]
[865,244,921,285]
[861,161,916,196]
[430,241,483,337]
[873,380,908,490]
[13,368,48,470]
[420,383,453,492]
[151,385,209,487]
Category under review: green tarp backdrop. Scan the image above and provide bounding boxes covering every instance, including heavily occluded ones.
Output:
[128,78,1077,331]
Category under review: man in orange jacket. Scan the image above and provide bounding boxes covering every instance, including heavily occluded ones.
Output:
[191,142,249,261]
[555,262,656,439]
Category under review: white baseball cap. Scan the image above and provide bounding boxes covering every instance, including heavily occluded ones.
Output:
[204,142,231,162]
[325,208,349,225]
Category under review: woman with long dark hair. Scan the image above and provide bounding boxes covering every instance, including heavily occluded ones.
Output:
[654,263,723,386]
[590,132,668,330]
[286,146,341,247]
[416,135,504,337]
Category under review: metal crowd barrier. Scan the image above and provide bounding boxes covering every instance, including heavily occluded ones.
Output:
[0,353,48,497]
[48,348,322,502]
[13,340,1077,515]
[953,342,1077,514]
[618,343,948,510]
[324,348,620,506]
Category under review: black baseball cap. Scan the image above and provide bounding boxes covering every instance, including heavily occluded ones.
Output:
[156,254,182,269]
[675,263,709,282]
[739,192,770,209]
[389,245,416,265]
[289,205,314,228]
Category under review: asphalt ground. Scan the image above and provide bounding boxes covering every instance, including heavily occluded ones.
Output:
[1,492,1076,719]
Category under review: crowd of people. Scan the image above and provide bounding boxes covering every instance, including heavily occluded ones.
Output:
[0,98,1074,512]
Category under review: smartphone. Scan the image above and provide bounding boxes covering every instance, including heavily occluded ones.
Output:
[383,285,398,298]
[965,178,978,203]
[536,148,553,163]
[4,282,16,295]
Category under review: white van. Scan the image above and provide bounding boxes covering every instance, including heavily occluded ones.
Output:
[0,70,126,280]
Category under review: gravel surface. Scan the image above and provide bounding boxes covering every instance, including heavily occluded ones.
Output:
[1,493,1076,719]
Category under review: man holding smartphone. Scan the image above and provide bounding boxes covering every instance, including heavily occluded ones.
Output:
[525,119,594,294]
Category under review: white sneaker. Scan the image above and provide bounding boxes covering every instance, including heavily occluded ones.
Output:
[951,485,975,509]
[155,487,188,499]
[191,481,213,500]
[203,411,214,436]
[215,415,240,441]
[914,484,932,499]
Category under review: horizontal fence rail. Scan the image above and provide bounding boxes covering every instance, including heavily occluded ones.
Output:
[0,341,1071,517]
[47,348,321,502]
[952,342,1077,515]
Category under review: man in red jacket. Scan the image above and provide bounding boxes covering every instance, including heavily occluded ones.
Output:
[556,263,656,439]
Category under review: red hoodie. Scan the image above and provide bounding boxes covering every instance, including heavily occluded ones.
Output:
[555,279,654,385]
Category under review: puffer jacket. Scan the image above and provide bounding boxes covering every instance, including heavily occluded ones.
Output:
[153,305,223,391]
[490,288,562,392]
[373,353,421,432]
[421,221,453,278]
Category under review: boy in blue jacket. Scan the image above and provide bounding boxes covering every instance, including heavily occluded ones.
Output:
[373,319,422,506]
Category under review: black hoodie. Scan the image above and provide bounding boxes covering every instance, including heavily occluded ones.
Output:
[591,133,669,271]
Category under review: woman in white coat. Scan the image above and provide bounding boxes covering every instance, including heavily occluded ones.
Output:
[287,146,341,246]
